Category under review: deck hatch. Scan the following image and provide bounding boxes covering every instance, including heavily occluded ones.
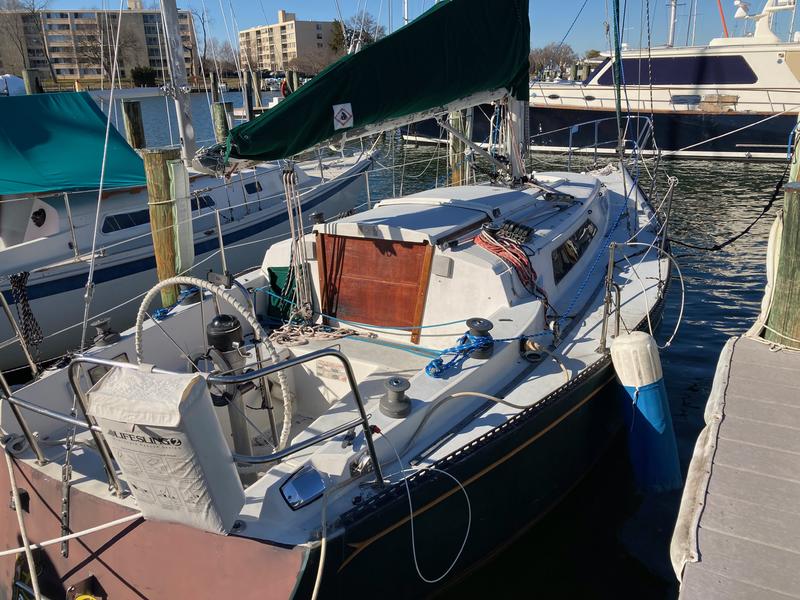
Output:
[317,233,434,343]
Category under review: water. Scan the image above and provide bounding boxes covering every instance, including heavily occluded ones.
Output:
[104,90,279,148]
[437,156,782,598]
[132,100,783,597]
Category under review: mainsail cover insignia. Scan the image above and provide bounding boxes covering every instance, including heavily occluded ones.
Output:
[224,0,529,163]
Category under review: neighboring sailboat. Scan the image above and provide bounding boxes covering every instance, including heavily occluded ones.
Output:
[0,0,677,597]
[0,92,371,370]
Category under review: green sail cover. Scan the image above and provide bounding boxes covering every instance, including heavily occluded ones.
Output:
[227,0,529,162]
[0,92,146,196]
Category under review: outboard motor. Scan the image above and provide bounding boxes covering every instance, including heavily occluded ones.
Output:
[205,314,254,459]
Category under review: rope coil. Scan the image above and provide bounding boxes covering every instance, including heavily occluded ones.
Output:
[425,333,494,378]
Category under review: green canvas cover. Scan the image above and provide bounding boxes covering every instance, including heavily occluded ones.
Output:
[0,92,146,196]
[227,0,529,162]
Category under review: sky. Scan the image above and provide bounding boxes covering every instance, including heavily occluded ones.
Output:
[44,1,795,55]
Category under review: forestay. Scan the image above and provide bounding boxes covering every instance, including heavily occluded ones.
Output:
[0,92,146,196]
[224,0,530,162]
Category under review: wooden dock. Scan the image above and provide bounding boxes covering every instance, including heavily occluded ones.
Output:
[670,334,800,599]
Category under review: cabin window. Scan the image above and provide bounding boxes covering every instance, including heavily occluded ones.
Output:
[191,195,215,211]
[597,55,757,86]
[101,208,150,233]
[244,181,263,195]
[671,94,701,105]
[585,57,610,82]
[551,219,598,284]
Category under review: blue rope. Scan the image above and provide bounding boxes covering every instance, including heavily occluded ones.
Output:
[424,330,551,378]
[425,333,494,377]
[152,286,199,321]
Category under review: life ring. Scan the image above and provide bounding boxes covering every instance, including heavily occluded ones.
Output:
[280,79,290,98]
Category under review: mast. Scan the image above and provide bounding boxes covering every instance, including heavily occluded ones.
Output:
[161,0,196,166]
[508,99,527,181]
[666,0,678,46]
[403,0,409,24]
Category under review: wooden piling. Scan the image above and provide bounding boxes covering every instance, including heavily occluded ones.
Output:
[212,101,230,143]
[22,69,39,95]
[223,101,233,127]
[211,71,220,104]
[144,147,181,307]
[448,110,466,186]
[242,76,255,121]
[251,71,262,108]
[122,99,147,150]
[765,182,800,348]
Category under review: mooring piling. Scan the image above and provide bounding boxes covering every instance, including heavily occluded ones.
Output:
[144,147,181,307]
[122,99,147,150]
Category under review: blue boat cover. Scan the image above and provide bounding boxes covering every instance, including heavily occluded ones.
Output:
[0,92,146,196]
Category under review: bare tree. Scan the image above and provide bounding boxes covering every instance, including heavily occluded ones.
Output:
[288,49,337,76]
[529,43,578,77]
[0,1,28,69]
[0,0,55,79]
[75,21,137,80]
[330,12,386,55]
[240,39,258,73]
[207,38,237,76]
[191,8,209,64]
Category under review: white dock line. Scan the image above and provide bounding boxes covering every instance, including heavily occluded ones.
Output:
[0,511,142,559]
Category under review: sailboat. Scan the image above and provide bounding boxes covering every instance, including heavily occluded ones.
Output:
[0,0,675,597]
[0,89,371,372]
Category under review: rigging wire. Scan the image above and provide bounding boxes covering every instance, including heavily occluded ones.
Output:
[156,20,175,146]
[201,0,226,104]
[190,9,214,125]
[217,0,244,92]
[555,0,590,49]
[79,0,126,353]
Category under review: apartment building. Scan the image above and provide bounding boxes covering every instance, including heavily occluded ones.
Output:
[238,10,338,74]
[0,0,197,82]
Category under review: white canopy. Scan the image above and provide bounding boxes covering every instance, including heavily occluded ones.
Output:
[0,74,25,96]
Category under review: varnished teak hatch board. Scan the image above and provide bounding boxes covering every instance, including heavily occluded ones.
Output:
[317,233,434,344]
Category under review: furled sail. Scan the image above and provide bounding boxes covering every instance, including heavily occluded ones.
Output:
[221,0,529,164]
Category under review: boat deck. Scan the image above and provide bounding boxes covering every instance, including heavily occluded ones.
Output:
[671,335,800,599]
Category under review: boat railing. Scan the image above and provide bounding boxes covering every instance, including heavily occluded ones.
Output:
[2,349,385,496]
[532,86,800,113]
[532,114,656,169]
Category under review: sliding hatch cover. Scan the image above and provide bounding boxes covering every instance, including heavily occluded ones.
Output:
[317,233,434,344]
